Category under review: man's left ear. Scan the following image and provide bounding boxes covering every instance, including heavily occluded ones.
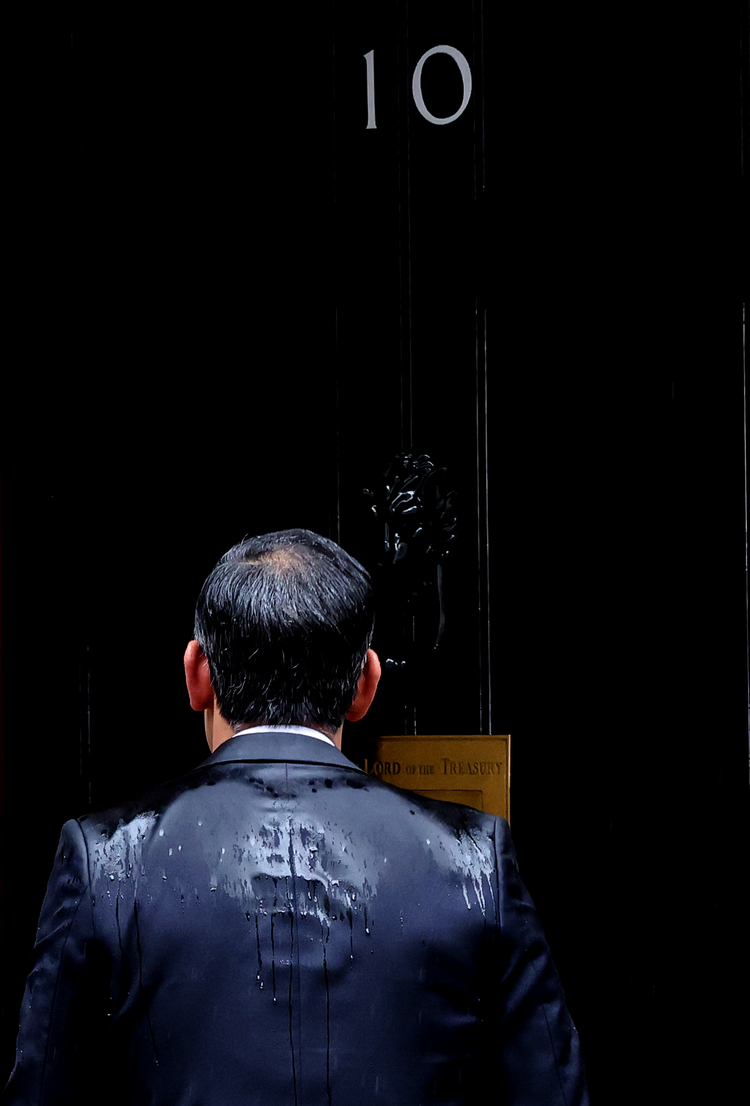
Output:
[345,649,382,722]
[184,640,214,712]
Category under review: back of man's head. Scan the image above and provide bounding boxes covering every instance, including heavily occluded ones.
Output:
[194,529,374,733]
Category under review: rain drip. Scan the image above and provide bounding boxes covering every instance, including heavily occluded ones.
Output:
[270,914,277,1002]
[286,810,299,1105]
[133,899,160,1067]
[288,912,298,1105]
[322,919,332,1106]
[115,893,125,960]
[253,913,263,989]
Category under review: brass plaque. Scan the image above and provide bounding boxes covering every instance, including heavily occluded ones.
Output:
[364,735,510,821]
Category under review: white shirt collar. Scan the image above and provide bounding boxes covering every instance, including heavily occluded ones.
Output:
[231,724,336,747]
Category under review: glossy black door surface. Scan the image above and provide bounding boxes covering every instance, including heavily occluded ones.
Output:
[2,7,747,1104]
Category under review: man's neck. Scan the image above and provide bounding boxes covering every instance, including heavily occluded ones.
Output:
[204,701,342,752]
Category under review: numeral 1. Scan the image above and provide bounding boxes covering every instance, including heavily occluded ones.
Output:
[364,50,377,130]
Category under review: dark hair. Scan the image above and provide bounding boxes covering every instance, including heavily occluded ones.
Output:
[194,529,375,733]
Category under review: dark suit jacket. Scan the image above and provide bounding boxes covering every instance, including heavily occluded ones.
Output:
[4,732,588,1105]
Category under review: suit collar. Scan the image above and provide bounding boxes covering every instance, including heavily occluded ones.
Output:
[232,724,336,746]
[195,730,367,774]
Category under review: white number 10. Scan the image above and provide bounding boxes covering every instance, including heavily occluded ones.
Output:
[364,45,473,130]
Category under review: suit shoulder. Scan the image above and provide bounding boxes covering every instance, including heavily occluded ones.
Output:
[365,774,503,837]
[76,766,206,840]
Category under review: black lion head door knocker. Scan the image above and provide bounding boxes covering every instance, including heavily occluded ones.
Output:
[363,452,457,675]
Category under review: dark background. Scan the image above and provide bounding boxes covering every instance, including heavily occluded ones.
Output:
[2,5,748,1104]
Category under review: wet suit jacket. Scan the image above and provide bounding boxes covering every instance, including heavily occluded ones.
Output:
[4,731,589,1105]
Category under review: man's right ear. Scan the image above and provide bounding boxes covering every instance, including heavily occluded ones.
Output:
[184,641,214,711]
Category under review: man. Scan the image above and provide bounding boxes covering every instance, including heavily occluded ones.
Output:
[4,529,588,1105]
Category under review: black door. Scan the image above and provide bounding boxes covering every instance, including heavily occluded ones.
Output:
[2,8,747,1104]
